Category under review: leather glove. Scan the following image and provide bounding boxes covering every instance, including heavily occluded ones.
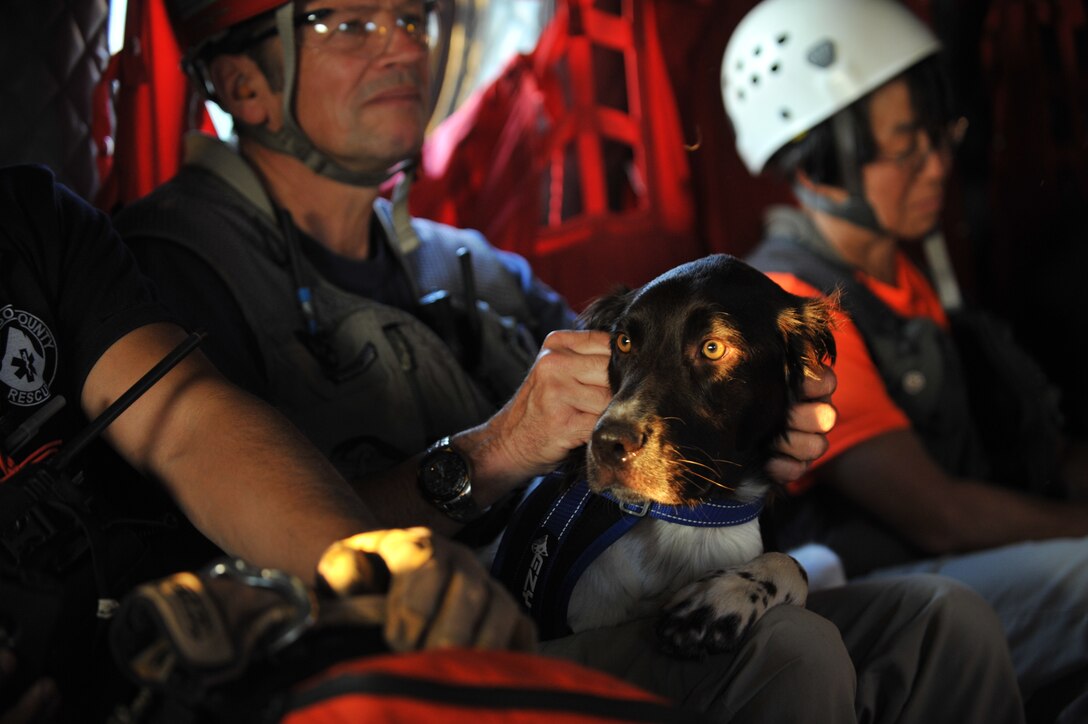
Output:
[109,559,316,688]
[316,527,538,653]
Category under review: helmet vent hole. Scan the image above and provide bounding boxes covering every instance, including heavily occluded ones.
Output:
[807,39,837,68]
[780,108,791,120]
[754,45,762,56]
[777,33,789,45]
[750,74,760,86]
[770,62,780,73]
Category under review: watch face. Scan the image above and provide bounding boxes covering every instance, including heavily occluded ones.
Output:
[421,449,469,502]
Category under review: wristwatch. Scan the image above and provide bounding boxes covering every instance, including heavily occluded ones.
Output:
[417,436,482,523]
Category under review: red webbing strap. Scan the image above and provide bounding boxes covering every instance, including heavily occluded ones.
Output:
[636,0,694,233]
[530,0,693,251]
[410,0,700,308]
[94,0,214,213]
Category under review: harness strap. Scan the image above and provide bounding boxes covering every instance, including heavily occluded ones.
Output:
[491,473,764,639]
[598,490,764,526]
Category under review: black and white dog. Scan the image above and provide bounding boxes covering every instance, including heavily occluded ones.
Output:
[490,254,837,657]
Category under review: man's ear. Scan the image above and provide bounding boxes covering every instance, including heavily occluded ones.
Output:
[795,168,849,205]
[207,54,277,129]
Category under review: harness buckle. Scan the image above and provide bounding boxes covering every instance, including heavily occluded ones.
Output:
[618,500,652,518]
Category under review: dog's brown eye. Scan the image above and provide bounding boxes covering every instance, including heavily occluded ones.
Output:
[702,339,728,360]
[616,333,632,353]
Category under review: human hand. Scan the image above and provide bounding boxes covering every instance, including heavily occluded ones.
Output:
[317,528,538,653]
[0,649,59,724]
[765,364,838,484]
[461,330,612,490]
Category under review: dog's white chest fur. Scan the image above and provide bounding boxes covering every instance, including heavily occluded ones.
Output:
[566,517,764,631]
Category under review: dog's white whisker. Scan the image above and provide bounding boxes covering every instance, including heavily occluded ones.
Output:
[677,453,744,473]
[680,467,733,491]
[675,457,718,472]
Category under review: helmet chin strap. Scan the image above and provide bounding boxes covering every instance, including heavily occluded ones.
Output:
[237,1,404,188]
[792,181,884,233]
[792,111,885,235]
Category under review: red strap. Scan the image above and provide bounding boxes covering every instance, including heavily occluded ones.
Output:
[412,0,700,308]
[94,0,213,213]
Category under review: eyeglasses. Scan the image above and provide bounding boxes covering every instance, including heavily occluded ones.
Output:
[296,3,437,56]
[873,116,969,174]
[246,2,437,57]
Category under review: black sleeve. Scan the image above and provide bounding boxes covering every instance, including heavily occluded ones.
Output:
[44,175,173,395]
[125,238,270,397]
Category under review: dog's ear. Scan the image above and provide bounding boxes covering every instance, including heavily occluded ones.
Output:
[778,288,840,388]
[577,284,634,331]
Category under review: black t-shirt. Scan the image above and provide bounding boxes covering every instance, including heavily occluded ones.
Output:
[0,165,170,430]
[0,164,219,720]
[0,163,197,526]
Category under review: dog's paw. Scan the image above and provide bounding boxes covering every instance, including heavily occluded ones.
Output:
[655,552,808,658]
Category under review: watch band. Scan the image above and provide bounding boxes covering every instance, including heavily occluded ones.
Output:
[417,436,482,523]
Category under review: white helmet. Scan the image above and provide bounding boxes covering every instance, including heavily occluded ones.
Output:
[722,0,940,175]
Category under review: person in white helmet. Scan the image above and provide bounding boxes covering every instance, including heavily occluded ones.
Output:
[109,2,1025,721]
[726,0,1088,718]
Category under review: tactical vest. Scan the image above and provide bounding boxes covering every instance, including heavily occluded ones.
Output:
[747,208,990,480]
[747,207,1064,574]
[748,205,1061,483]
[118,137,540,479]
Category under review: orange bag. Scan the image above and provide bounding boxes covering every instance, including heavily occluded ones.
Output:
[278,649,694,723]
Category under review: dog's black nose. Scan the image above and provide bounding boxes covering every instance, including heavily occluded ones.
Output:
[592,422,649,467]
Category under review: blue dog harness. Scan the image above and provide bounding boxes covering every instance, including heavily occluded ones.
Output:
[490,473,765,639]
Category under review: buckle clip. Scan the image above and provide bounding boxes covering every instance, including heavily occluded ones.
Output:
[618,500,652,518]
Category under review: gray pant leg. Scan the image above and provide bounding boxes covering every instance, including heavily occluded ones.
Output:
[863,538,1088,703]
[538,605,856,723]
[810,574,1025,724]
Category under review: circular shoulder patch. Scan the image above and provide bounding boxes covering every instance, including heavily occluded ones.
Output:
[1,305,59,407]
